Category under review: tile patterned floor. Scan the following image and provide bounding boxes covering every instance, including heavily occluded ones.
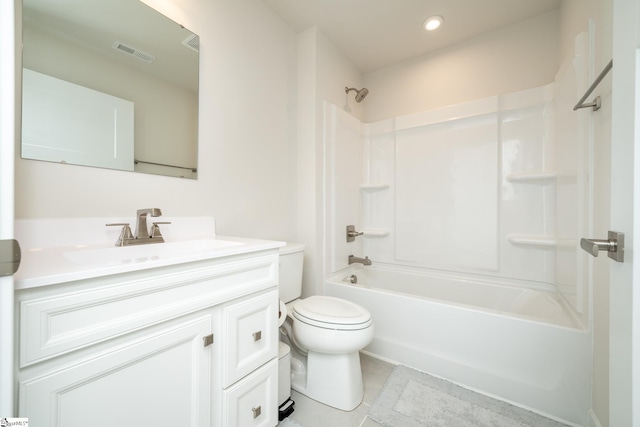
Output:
[279,352,572,427]
[278,352,395,427]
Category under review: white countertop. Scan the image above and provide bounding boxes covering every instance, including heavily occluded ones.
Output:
[14,217,285,289]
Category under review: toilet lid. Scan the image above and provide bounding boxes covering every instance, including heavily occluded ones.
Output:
[292,296,371,328]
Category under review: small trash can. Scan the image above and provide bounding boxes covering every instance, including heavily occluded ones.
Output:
[278,341,295,420]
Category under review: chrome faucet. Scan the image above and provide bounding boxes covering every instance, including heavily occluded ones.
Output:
[348,255,372,266]
[106,208,170,246]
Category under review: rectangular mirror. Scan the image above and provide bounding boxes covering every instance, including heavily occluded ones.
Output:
[22,0,199,179]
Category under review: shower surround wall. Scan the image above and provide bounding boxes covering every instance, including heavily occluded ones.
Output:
[323,30,594,424]
[325,23,594,317]
[365,89,555,282]
[326,80,589,323]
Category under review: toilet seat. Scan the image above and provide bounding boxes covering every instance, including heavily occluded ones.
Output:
[292,296,372,330]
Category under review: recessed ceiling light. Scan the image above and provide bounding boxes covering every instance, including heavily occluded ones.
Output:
[424,15,443,31]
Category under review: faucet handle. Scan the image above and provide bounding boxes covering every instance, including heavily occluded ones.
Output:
[106,223,133,246]
[150,221,171,239]
[346,225,364,242]
[106,223,131,233]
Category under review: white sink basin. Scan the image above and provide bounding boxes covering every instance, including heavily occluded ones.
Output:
[15,217,285,290]
[63,238,245,266]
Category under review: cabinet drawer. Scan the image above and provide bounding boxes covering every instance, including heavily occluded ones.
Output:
[18,254,278,367]
[222,289,278,387]
[222,358,278,427]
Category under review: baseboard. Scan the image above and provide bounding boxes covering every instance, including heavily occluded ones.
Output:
[360,349,400,366]
[588,409,603,427]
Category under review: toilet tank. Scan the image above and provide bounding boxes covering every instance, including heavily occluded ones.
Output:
[279,243,305,303]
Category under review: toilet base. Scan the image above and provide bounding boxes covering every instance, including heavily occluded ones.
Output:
[290,350,364,411]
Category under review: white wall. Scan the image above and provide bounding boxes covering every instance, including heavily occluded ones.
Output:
[316,31,365,123]
[15,0,298,243]
[295,27,319,297]
[296,27,363,296]
[559,1,613,426]
[363,11,560,122]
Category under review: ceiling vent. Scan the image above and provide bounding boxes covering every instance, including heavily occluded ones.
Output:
[182,34,200,53]
[112,41,156,63]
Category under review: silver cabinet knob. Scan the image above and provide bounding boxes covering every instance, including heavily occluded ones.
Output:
[252,406,262,418]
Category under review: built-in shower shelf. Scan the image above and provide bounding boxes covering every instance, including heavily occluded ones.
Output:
[362,229,390,237]
[507,235,577,249]
[360,183,390,191]
[507,234,558,247]
[506,171,557,183]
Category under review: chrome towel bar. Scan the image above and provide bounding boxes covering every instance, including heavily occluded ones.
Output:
[134,159,197,173]
[573,59,613,112]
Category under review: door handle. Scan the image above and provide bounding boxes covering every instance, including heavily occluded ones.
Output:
[0,239,21,277]
[580,231,624,262]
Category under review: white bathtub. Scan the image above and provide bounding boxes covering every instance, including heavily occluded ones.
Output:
[325,265,591,426]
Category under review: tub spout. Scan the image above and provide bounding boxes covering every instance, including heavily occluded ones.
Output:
[348,255,372,266]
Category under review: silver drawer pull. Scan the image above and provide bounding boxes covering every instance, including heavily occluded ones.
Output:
[252,406,262,418]
[252,331,262,341]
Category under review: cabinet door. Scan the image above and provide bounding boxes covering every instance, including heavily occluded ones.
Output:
[19,316,211,427]
[223,359,278,427]
[222,290,278,387]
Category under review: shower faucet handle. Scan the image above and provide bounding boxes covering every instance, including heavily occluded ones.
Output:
[346,225,363,242]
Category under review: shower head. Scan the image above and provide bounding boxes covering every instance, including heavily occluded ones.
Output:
[345,86,369,103]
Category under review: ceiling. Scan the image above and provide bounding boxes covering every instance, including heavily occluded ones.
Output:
[262,0,562,73]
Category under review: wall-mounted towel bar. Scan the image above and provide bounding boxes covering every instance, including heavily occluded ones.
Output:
[573,59,613,112]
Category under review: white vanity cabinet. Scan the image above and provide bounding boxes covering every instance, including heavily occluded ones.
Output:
[15,250,280,427]
[218,290,279,426]
[19,314,212,426]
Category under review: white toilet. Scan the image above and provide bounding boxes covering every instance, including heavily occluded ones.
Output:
[279,243,374,411]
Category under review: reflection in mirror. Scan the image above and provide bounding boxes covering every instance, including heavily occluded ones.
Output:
[22,0,199,179]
